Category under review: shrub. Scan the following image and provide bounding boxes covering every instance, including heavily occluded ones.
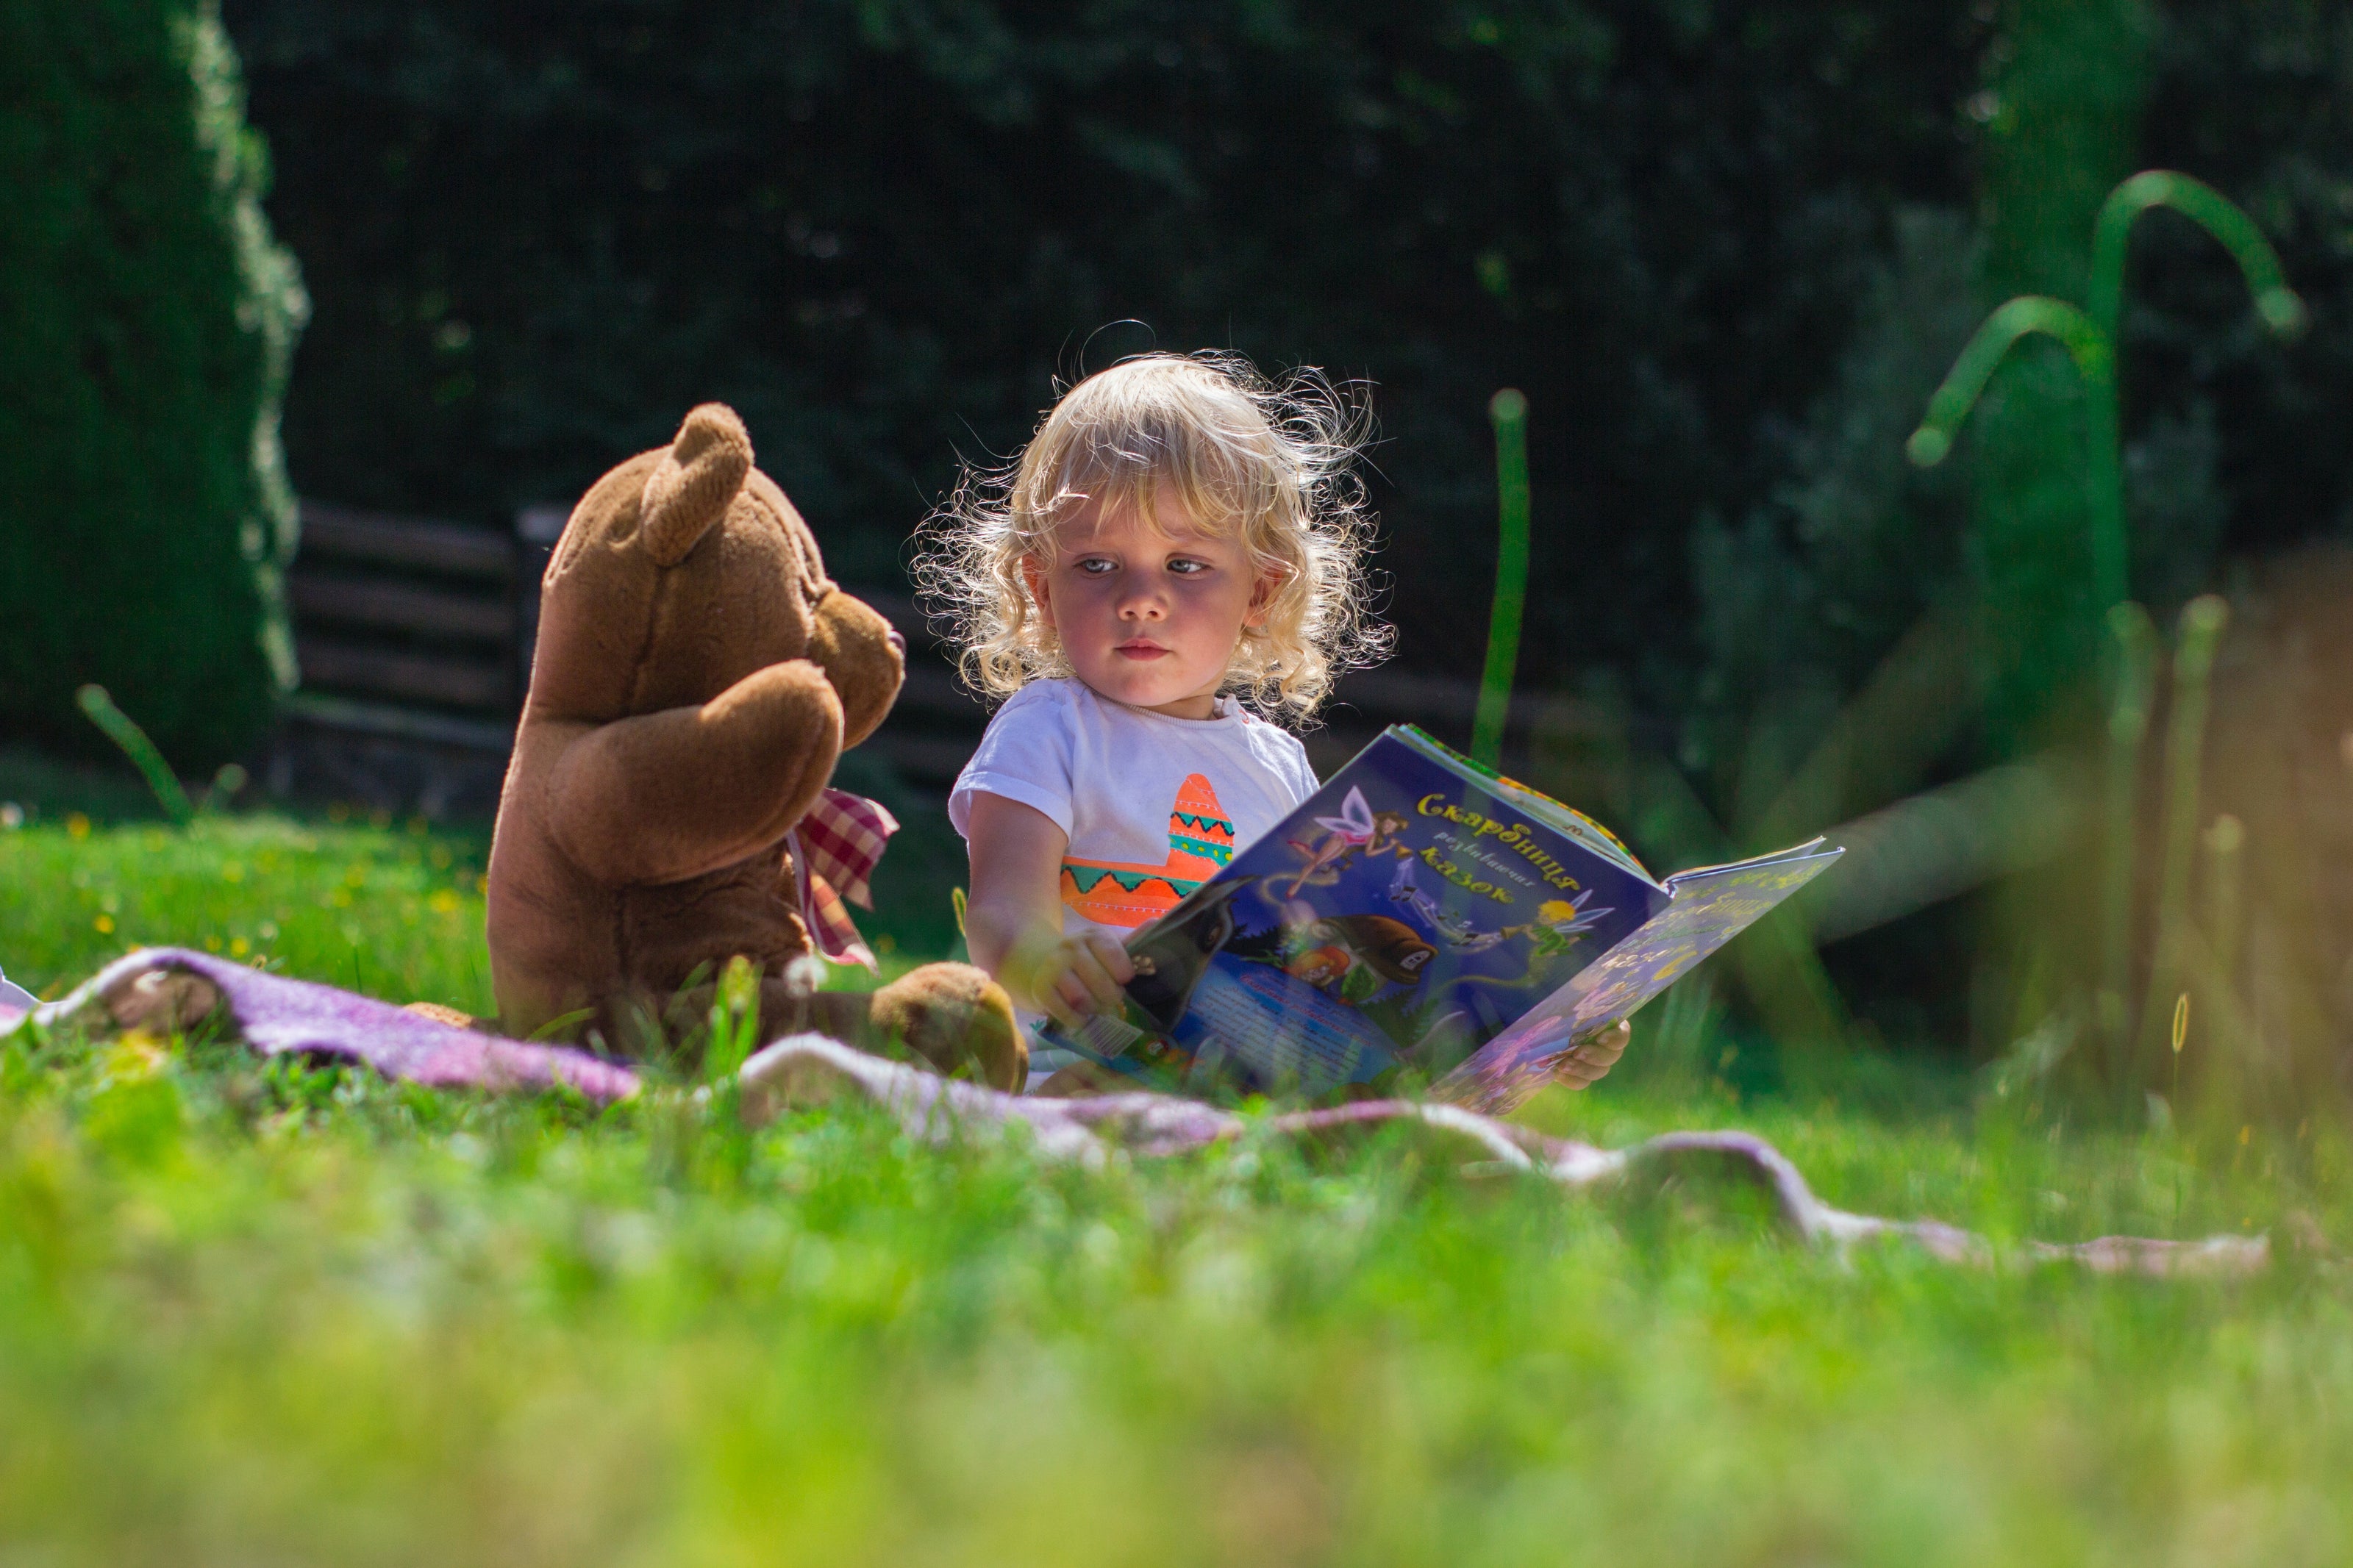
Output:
[0,0,307,770]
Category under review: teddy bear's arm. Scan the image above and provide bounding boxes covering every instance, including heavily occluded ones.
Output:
[543,659,843,887]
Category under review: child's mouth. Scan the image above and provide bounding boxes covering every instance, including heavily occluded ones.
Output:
[1115,641,1171,660]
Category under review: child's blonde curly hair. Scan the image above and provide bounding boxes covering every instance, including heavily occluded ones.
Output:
[917,351,1389,724]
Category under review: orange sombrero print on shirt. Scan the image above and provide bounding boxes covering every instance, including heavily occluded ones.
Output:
[1062,773,1237,928]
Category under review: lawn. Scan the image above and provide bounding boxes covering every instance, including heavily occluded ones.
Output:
[2,753,2350,1566]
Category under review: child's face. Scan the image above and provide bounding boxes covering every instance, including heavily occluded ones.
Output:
[1024,493,1274,720]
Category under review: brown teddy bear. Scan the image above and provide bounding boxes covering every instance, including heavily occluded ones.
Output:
[482,403,1023,1089]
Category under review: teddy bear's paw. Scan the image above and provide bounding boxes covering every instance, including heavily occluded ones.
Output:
[402,1001,486,1033]
[99,967,224,1037]
[734,1034,870,1125]
[863,964,1026,1093]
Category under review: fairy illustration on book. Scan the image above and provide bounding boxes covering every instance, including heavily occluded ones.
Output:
[1279,786,1413,896]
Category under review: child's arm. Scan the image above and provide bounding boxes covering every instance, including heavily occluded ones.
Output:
[963,792,1135,1030]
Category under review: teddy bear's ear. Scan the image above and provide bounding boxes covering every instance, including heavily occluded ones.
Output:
[638,404,754,566]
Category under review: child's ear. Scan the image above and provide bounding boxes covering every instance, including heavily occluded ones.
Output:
[1243,563,1288,629]
[1020,554,1056,631]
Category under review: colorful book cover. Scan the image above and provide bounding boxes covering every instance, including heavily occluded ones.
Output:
[1038,726,1841,1112]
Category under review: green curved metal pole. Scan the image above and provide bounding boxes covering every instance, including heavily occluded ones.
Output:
[1910,299,2129,1067]
[1908,295,2121,603]
[1913,174,2304,615]
[1912,173,2307,1086]
[2088,170,2308,353]
[2089,176,2300,1070]
[1472,389,1531,770]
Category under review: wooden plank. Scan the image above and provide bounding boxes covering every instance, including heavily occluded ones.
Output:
[892,662,985,718]
[281,692,515,753]
[289,574,513,641]
[859,731,978,784]
[296,638,511,711]
[297,501,514,581]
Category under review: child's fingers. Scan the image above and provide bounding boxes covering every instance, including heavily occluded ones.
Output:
[1042,972,1090,1031]
[1551,1053,1609,1089]
[1550,1020,1631,1089]
[1552,1055,1609,1086]
[1082,931,1135,985]
[1577,1020,1631,1065]
[1065,942,1129,1012]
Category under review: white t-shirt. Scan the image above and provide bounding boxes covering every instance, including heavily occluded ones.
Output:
[949,678,1319,1082]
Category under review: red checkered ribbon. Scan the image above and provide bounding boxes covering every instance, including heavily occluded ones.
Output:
[788,787,900,970]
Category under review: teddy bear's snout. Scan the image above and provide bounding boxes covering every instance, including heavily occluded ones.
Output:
[800,586,907,751]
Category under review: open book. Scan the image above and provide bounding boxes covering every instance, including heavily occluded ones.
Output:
[1037,726,1840,1114]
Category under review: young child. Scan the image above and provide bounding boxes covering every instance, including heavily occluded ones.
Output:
[925,351,1627,1094]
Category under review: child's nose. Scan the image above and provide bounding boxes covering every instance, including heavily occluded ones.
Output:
[1116,583,1168,618]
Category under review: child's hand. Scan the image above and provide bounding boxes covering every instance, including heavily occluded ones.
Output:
[963,795,1136,1030]
[1015,931,1135,1031]
[1550,1020,1629,1090]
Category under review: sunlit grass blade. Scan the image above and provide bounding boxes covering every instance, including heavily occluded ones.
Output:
[74,685,193,826]
[1472,388,1531,770]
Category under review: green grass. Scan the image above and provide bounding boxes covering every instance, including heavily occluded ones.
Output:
[0,806,496,1012]
[3,765,2352,1564]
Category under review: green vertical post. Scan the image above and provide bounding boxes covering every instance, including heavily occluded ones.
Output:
[1472,389,1531,771]
[2096,601,2156,1059]
[2138,593,2228,1091]
[2201,812,2245,986]
[1971,0,2151,756]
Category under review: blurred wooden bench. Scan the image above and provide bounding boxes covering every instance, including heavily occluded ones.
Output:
[279,501,527,753]
[267,501,538,814]
[270,501,1587,803]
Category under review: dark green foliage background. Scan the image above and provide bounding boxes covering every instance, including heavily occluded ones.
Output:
[216,1,2353,747]
[0,0,2299,802]
[2132,4,2353,567]
[215,0,1992,700]
[1663,3,2353,770]
[1,0,307,770]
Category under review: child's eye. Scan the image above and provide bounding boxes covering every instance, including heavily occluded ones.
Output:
[1168,558,1210,576]
[1076,558,1116,576]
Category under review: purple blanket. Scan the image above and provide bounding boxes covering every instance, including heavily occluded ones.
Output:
[1,948,2273,1278]
[6,948,641,1102]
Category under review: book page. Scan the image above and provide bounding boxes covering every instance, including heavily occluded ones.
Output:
[1659,836,1832,889]
[1430,845,1843,1115]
